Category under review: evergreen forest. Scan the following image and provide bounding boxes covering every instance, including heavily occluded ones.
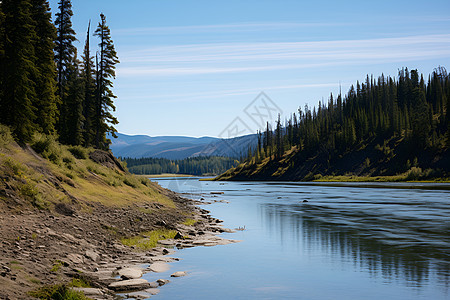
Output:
[218,68,450,181]
[123,156,239,176]
[0,0,119,150]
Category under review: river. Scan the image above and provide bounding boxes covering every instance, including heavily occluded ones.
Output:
[145,178,450,300]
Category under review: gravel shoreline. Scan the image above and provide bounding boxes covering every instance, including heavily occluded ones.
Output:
[0,191,239,299]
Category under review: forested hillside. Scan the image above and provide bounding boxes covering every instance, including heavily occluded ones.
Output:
[217,68,450,181]
[0,0,119,150]
[123,156,239,176]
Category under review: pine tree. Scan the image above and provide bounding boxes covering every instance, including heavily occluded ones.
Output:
[60,52,84,145]
[54,0,77,138]
[81,21,96,146]
[1,0,38,141]
[31,0,58,134]
[94,13,119,149]
[410,74,430,148]
[275,114,283,159]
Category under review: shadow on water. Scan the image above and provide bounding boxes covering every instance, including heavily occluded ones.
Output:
[260,201,450,288]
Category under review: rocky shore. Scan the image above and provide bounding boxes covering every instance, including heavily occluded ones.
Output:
[0,191,238,300]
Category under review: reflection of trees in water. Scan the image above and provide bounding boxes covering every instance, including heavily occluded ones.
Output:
[260,202,450,288]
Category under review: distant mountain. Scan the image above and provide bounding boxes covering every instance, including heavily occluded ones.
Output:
[109,133,257,159]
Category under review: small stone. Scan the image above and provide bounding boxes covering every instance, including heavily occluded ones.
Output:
[170,271,187,277]
[108,279,151,292]
[149,262,170,273]
[72,287,104,297]
[118,267,143,279]
[157,279,169,286]
[67,253,84,264]
[145,288,160,295]
[125,291,152,300]
[85,250,100,262]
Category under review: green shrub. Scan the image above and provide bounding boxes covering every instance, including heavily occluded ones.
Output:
[123,175,139,188]
[31,134,62,164]
[19,182,47,209]
[405,167,424,181]
[28,284,88,300]
[4,157,25,177]
[69,278,91,288]
[0,124,13,148]
[139,176,151,186]
[68,146,88,159]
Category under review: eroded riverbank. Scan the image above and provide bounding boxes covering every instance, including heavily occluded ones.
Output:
[0,188,238,300]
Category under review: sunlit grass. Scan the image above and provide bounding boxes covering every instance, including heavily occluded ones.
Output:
[182,218,197,226]
[0,128,177,212]
[121,229,178,250]
[28,284,88,300]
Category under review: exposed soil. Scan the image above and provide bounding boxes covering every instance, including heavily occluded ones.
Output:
[0,189,230,300]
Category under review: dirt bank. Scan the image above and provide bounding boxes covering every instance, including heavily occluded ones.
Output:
[0,189,236,299]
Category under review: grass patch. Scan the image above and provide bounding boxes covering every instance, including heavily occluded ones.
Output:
[3,157,26,177]
[28,284,88,300]
[69,278,91,288]
[67,146,88,160]
[2,130,177,214]
[121,229,178,250]
[27,277,41,284]
[313,170,450,183]
[10,261,23,270]
[65,177,175,208]
[182,218,197,226]
[0,124,14,148]
[51,261,63,273]
[138,207,154,214]
[123,175,139,188]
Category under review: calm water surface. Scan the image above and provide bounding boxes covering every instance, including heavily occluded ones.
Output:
[146,179,450,300]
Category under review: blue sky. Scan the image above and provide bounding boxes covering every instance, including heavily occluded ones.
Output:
[48,0,450,137]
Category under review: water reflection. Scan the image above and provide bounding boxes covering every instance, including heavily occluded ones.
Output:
[260,202,450,288]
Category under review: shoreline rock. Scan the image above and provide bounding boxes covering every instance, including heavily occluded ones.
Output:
[0,189,239,299]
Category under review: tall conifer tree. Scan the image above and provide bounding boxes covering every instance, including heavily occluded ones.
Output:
[31,0,58,134]
[81,21,96,146]
[54,0,76,138]
[60,51,84,145]
[1,0,37,141]
[94,13,119,149]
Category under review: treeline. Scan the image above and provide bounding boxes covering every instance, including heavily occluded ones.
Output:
[251,68,449,161]
[0,0,119,150]
[123,156,239,175]
[227,67,450,179]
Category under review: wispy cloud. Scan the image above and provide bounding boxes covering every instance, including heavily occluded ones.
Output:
[117,82,341,104]
[114,21,347,36]
[117,34,450,77]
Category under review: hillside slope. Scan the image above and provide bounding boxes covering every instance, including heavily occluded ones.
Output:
[216,69,450,182]
[0,126,196,299]
[217,135,450,181]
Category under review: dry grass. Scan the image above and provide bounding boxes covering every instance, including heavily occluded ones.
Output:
[0,127,176,210]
